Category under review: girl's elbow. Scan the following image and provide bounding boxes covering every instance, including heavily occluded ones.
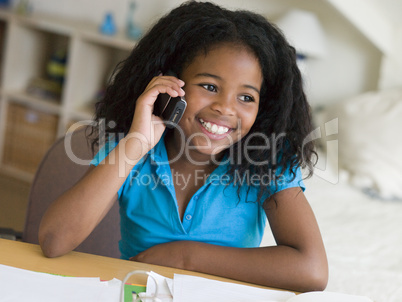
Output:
[302,257,329,292]
[307,266,328,291]
[39,230,68,258]
[39,233,57,258]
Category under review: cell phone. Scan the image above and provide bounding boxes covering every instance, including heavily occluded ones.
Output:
[153,94,187,128]
[153,72,187,128]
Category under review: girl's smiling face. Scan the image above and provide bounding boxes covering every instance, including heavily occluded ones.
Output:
[175,43,263,161]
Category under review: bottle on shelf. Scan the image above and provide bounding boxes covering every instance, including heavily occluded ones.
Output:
[126,0,142,40]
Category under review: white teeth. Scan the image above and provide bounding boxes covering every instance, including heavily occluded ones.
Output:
[199,118,229,135]
[217,126,226,134]
[211,124,218,133]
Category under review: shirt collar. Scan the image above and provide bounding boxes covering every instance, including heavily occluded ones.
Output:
[148,132,168,165]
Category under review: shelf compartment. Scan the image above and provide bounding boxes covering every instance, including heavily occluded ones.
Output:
[65,38,130,114]
[2,102,58,174]
[1,21,70,103]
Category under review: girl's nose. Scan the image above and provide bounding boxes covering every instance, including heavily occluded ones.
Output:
[210,94,236,116]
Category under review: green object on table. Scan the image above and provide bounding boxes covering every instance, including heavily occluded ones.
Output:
[124,284,147,302]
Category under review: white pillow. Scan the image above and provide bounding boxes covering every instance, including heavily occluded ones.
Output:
[319,88,402,200]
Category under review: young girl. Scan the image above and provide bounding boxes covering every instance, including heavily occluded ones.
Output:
[39,1,328,292]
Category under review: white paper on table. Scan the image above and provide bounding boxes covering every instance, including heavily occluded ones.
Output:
[172,273,295,302]
[286,291,373,302]
[0,264,121,302]
[165,277,174,296]
[145,271,173,302]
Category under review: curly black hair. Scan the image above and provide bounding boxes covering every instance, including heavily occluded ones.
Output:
[92,1,316,202]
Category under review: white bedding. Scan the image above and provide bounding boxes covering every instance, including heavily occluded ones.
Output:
[261,172,402,302]
[317,88,402,201]
[260,88,402,301]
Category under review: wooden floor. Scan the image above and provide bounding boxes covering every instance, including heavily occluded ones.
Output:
[0,171,31,233]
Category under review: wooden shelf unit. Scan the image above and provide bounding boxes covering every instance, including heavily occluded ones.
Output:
[0,9,136,181]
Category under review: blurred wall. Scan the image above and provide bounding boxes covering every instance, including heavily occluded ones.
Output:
[24,0,384,107]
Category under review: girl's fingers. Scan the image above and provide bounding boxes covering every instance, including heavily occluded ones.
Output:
[145,75,185,94]
[135,84,183,114]
[147,81,185,97]
[153,84,185,97]
[141,80,185,105]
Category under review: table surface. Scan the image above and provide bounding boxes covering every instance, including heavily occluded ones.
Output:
[0,238,281,289]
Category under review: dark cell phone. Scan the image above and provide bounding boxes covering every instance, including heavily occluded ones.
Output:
[153,72,187,128]
[153,94,187,128]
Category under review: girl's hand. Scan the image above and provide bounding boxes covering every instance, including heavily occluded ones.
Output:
[129,241,193,270]
[127,74,185,153]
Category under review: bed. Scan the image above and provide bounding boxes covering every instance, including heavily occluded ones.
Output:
[261,88,402,302]
[305,174,402,302]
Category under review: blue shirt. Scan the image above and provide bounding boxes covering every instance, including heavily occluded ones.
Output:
[91,136,305,260]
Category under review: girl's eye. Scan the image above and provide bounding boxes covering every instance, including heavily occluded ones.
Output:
[239,95,255,103]
[201,84,217,92]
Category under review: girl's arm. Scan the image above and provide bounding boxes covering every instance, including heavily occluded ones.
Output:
[39,75,185,258]
[39,136,148,257]
[131,187,328,292]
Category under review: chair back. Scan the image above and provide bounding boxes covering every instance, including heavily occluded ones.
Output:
[23,127,121,258]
